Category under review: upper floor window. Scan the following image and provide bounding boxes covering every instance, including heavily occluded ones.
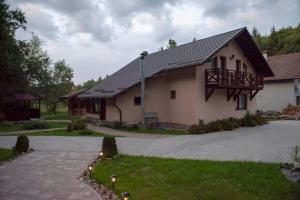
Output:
[170,90,176,99]
[134,96,141,106]
[220,56,227,70]
[243,63,248,73]
[237,94,247,110]
[236,60,241,72]
[211,57,218,69]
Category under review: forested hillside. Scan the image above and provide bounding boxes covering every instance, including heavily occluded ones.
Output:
[252,24,300,55]
[252,23,300,55]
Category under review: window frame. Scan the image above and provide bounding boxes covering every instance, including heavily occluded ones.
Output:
[243,63,248,73]
[86,98,100,113]
[236,59,241,72]
[220,56,227,70]
[134,96,141,106]
[236,94,247,110]
[170,90,176,99]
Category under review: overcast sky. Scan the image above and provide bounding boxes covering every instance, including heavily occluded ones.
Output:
[8,0,300,84]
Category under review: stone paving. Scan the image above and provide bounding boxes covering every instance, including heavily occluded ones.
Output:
[0,138,102,200]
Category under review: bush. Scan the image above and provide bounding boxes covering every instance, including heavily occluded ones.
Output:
[219,119,236,130]
[206,120,224,132]
[78,130,93,135]
[252,115,268,125]
[111,121,122,129]
[122,123,138,130]
[67,122,74,132]
[241,112,267,127]
[102,136,118,158]
[227,117,242,128]
[188,125,200,134]
[15,135,29,154]
[71,117,87,130]
[22,121,50,130]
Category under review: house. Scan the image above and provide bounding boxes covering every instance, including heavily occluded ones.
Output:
[76,27,273,128]
[61,89,87,117]
[257,52,300,112]
[1,93,41,121]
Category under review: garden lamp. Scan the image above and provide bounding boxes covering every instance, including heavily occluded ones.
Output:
[122,192,130,200]
[111,174,117,189]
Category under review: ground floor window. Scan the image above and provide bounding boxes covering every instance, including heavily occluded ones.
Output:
[297,96,300,106]
[87,98,100,113]
[134,96,141,105]
[237,94,247,110]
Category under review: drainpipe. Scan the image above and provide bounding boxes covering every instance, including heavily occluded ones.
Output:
[112,101,122,123]
[140,51,148,128]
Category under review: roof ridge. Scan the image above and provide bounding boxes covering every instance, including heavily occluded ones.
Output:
[269,51,300,58]
[148,27,246,57]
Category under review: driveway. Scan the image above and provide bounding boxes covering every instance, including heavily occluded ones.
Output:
[0,120,299,199]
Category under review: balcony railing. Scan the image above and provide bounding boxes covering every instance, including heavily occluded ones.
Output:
[205,68,263,90]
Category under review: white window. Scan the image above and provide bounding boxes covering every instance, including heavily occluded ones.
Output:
[237,94,247,110]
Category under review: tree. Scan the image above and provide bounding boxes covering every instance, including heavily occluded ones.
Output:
[193,37,197,42]
[167,38,177,48]
[0,0,27,100]
[45,60,73,113]
[78,76,103,90]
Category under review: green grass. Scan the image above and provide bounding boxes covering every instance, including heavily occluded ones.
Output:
[0,148,14,162]
[0,121,68,133]
[41,111,70,120]
[9,129,107,137]
[92,155,300,200]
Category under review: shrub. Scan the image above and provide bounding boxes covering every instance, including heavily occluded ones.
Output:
[111,121,122,129]
[219,119,236,130]
[252,115,268,125]
[78,130,93,135]
[206,120,224,132]
[102,136,118,158]
[227,117,242,128]
[122,123,138,130]
[15,135,29,154]
[71,117,87,130]
[67,122,74,132]
[22,121,50,130]
[188,124,200,134]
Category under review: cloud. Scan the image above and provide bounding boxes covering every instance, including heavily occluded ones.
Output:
[7,0,300,84]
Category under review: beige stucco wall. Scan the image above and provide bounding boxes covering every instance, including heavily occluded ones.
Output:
[195,41,257,122]
[257,80,296,112]
[106,67,197,125]
[87,40,261,125]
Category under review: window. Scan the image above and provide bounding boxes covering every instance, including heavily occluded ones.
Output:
[297,96,300,106]
[170,90,176,99]
[243,63,248,73]
[236,60,241,72]
[237,94,247,110]
[220,56,227,70]
[87,98,100,113]
[134,96,141,105]
[211,56,218,69]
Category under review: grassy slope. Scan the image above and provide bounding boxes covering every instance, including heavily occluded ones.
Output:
[92,155,300,200]
[0,121,68,133]
[8,129,107,137]
[0,148,14,162]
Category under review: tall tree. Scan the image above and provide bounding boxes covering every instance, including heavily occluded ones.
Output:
[0,0,27,99]
[167,39,177,48]
[45,60,73,113]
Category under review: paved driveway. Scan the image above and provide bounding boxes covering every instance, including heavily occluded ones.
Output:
[0,120,299,199]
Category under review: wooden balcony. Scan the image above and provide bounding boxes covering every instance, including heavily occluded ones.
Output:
[205,68,264,101]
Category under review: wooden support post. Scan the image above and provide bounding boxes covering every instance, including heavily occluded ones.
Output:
[233,89,243,100]
[227,88,237,101]
[250,90,260,101]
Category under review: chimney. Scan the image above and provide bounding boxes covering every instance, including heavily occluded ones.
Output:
[262,50,268,60]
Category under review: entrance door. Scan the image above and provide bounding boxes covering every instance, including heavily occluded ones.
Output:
[100,98,106,120]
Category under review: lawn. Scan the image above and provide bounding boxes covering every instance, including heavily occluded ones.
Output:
[0,121,68,133]
[92,155,300,200]
[8,129,107,137]
[0,148,14,162]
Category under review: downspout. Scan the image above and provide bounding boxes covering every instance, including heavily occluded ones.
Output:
[112,100,122,123]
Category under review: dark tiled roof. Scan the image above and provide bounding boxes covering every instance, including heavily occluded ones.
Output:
[266,52,300,81]
[79,27,270,98]
[14,93,40,100]
[61,89,86,98]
